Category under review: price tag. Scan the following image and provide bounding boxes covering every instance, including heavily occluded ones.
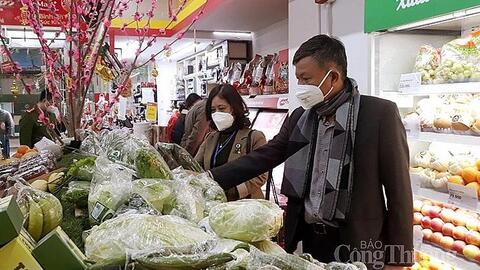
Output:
[145,102,157,122]
[399,72,421,91]
[447,183,478,210]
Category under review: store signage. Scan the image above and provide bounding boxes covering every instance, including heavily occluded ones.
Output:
[365,0,480,32]
[0,0,67,27]
[447,183,478,210]
[146,103,157,122]
[399,72,422,91]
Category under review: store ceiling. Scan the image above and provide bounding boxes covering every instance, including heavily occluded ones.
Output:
[193,0,288,32]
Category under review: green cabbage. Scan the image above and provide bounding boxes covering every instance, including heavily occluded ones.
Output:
[85,214,214,267]
[133,179,173,212]
[252,240,286,255]
[209,199,283,243]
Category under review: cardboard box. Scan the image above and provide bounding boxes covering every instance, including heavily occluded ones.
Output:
[32,227,87,270]
[0,195,25,246]
[0,230,43,270]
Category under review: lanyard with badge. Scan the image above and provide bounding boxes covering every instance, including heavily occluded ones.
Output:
[212,132,237,168]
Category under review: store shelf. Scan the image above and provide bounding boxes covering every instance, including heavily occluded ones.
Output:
[399,81,480,95]
[242,94,289,109]
[416,242,480,270]
[408,132,480,146]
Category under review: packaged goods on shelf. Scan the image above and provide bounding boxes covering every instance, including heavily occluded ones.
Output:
[0,195,24,246]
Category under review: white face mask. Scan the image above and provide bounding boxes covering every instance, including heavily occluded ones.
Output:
[295,70,334,109]
[212,112,234,131]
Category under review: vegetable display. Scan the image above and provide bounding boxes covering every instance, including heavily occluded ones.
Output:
[66,157,96,182]
[157,143,204,172]
[209,199,284,242]
[136,148,173,179]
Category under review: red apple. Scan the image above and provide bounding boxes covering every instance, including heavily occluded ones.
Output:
[440,236,455,250]
[422,228,433,241]
[413,212,423,225]
[413,200,423,212]
[421,205,432,216]
[452,213,468,227]
[463,245,480,261]
[431,232,444,245]
[453,240,467,254]
[431,218,445,232]
[466,218,479,232]
[442,223,455,236]
[429,206,442,218]
[453,226,469,241]
[421,216,432,229]
[440,208,456,223]
[465,231,480,246]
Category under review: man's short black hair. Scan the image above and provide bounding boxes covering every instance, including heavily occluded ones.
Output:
[39,89,53,102]
[293,35,348,78]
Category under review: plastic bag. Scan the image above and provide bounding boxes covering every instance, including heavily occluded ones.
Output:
[157,143,204,172]
[164,179,206,223]
[16,184,63,241]
[246,247,323,270]
[209,199,283,242]
[62,181,91,207]
[132,178,173,213]
[84,214,214,267]
[135,147,173,179]
[435,37,480,83]
[88,157,133,225]
[413,45,440,84]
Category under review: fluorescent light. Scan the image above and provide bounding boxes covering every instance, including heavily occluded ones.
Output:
[389,6,480,31]
[212,31,252,39]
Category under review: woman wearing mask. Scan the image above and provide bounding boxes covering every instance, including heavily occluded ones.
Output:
[195,84,267,201]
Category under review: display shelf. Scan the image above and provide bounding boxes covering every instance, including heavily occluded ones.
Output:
[399,81,480,95]
[408,132,480,146]
[411,173,479,213]
[242,94,289,110]
[416,242,480,270]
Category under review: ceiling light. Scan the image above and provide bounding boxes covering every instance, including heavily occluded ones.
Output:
[212,31,252,39]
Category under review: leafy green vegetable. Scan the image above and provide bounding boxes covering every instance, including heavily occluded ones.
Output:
[157,143,204,172]
[252,240,286,255]
[66,157,96,181]
[136,148,173,179]
[246,247,323,270]
[209,199,283,243]
[133,179,173,212]
[63,181,91,207]
[84,214,214,267]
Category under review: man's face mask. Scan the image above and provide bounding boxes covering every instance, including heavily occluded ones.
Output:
[295,70,334,110]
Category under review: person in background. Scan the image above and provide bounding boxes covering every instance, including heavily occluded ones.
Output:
[172,94,202,145]
[19,90,58,148]
[166,103,183,143]
[195,84,267,201]
[207,35,412,270]
[180,93,206,155]
[0,108,14,158]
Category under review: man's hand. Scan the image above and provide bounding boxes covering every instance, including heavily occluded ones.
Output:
[384,266,407,270]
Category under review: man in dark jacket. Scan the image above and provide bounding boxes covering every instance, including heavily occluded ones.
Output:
[181,94,207,155]
[209,35,413,270]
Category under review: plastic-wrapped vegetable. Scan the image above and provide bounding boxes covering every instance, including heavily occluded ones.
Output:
[84,214,214,267]
[435,37,480,83]
[132,179,173,212]
[17,185,63,241]
[246,247,323,270]
[157,143,204,172]
[413,45,440,84]
[209,199,283,242]
[135,147,173,179]
[164,180,206,223]
[66,157,96,181]
[252,240,286,255]
[62,181,90,207]
[88,157,133,225]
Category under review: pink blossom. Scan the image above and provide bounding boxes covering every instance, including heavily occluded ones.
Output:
[176,32,184,39]
[103,18,111,28]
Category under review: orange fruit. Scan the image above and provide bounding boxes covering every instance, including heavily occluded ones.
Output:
[449,175,465,186]
[466,182,480,198]
[17,145,30,155]
[26,149,37,154]
[462,167,479,184]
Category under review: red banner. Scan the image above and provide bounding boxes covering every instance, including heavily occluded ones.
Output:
[0,0,68,27]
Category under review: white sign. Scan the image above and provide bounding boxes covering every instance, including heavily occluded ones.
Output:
[447,183,478,210]
[141,88,155,104]
[399,72,422,91]
[396,0,431,11]
[118,96,127,121]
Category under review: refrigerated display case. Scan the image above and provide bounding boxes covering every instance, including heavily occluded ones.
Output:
[366,2,480,269]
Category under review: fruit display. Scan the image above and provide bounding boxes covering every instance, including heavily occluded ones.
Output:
[404,94,480,136]
[413,32,480,84]
[410,147,480,195]
[414,199,480,264]
[409,251,457,270]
